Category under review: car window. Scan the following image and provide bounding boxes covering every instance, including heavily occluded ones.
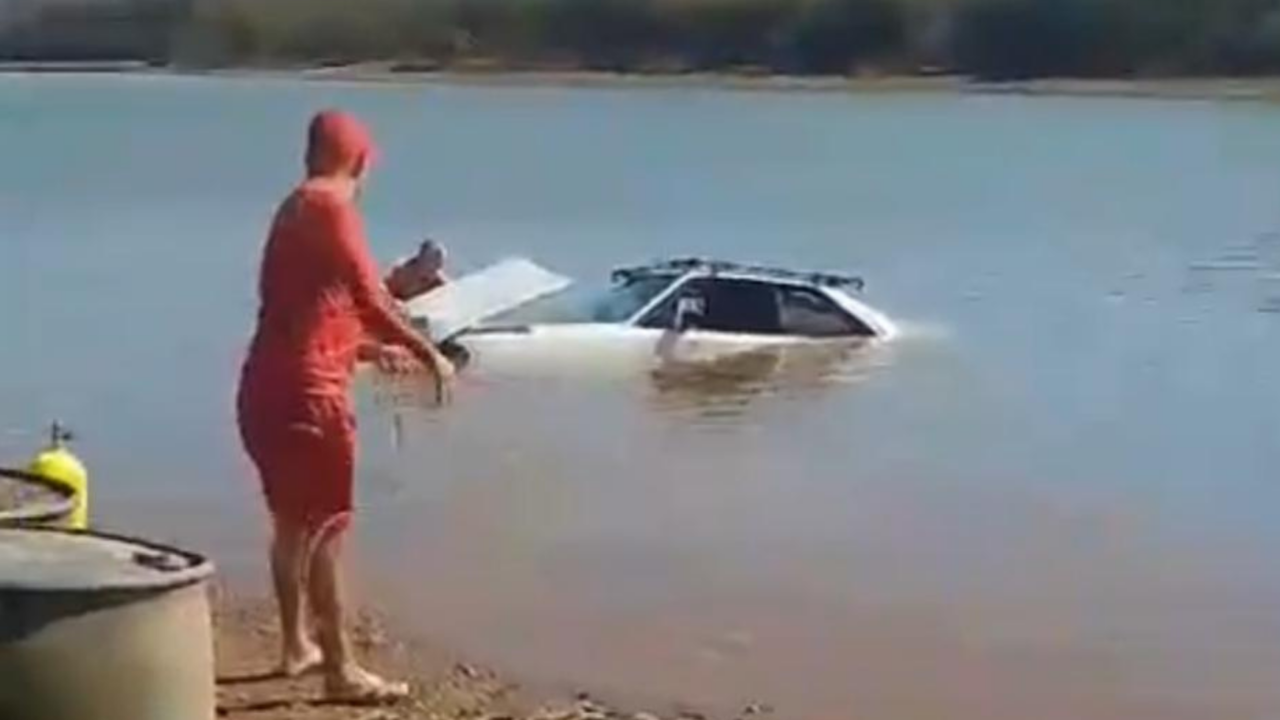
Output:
[487,274,675,325]
[592,275,675,323]
[777,286,871,336]
[639,278,783,334]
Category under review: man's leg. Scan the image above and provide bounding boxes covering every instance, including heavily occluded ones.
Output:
[270,518,322,676]
[307,518,408,700]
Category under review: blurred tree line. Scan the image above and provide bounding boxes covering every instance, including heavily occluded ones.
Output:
[6,0,1280,79]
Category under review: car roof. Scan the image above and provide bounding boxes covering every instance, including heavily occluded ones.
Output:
[613,259,896,337]
[613,258,866,292]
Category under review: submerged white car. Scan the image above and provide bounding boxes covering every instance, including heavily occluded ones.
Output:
[405,257,897,377]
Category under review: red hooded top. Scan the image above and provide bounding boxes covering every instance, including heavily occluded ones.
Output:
[241,111,420,406]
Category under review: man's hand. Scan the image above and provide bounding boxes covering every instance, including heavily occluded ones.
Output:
[371,344,420,375]
[370,342,456,406]
[423,347,456,405]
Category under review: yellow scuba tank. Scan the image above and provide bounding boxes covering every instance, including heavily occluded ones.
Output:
[27,422,89,530]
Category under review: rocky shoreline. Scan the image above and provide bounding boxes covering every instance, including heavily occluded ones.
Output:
[7,60,1280,102]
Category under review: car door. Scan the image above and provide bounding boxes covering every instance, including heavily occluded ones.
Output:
[775,284,878,337]
[635,277,800,364]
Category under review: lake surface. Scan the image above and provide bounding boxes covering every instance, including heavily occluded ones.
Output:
[2,73,1280,719]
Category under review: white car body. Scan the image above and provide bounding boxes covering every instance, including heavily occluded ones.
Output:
[407,258,898,378]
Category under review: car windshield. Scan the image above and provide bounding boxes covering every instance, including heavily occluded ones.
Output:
[483,274,676,326]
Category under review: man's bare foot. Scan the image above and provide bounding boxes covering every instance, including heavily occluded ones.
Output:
[324,663,410,705]
[279,642,323,678]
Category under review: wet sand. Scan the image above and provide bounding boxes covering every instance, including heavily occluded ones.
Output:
[212,586,734,720]
[214,594,525,720]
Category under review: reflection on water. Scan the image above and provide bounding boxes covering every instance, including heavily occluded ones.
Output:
[359,324,1280,719]
[1184,230,1280,314]
[647,350,783,421]
[356,274,1280,720]
[645,342,886,423]
[368,339,893,428]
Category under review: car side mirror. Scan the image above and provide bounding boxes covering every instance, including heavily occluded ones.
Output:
[674,295,705,332]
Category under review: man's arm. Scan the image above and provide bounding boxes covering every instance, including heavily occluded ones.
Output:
[317,198,454,388]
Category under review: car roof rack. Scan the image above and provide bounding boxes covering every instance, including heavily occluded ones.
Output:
[612,257,865,291]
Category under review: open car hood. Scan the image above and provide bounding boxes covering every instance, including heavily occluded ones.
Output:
[403,257,573,341]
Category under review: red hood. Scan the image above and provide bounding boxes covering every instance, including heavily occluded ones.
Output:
[307,110,377,177]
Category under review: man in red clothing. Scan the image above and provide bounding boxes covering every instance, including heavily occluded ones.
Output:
[237,110,453,702]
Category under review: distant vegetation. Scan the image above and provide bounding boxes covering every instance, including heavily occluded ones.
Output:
[6,0,1280,80]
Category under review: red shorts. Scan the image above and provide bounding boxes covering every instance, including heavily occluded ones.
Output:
[237,385,356,530]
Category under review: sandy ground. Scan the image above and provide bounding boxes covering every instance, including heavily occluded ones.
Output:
[213,593,518,720]
[212,586,750,720]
